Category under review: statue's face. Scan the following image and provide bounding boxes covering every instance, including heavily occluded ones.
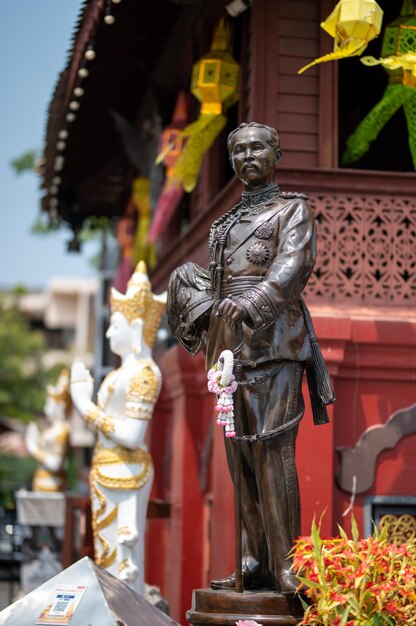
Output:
[229,127,278,190]
[106,311,133,357]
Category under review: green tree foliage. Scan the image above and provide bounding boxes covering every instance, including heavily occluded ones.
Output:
[0,456,36,510]
[10,149,38,175]
[0,291,50,422]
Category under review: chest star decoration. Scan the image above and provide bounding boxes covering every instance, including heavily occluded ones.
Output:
[246,242,270,266]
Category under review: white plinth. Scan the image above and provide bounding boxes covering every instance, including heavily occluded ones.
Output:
[15,490,66,527]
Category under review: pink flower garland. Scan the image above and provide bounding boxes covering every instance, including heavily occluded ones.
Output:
[207,350,238,438]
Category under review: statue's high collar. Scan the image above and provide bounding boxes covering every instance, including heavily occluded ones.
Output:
[240,182,280,208]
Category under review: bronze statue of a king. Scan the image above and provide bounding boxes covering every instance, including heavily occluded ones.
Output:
[167,122,334,596]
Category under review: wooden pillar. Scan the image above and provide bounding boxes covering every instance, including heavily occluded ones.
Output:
[247,0,279,124]
[159,346,213,624]
[319,0,338,167]
[145,382,173,598]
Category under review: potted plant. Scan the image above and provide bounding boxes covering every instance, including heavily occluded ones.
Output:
[291,516,416,625]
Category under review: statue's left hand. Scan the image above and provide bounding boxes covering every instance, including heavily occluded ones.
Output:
[70,360,94,414]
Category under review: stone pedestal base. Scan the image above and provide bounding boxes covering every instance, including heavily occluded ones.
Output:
[186,588,304,625]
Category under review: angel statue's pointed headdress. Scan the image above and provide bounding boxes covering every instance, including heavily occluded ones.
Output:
[110,261,167,348]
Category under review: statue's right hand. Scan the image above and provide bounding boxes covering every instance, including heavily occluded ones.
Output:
[215,298,247,324]
[25,422,39,454]
[70,360,94,414]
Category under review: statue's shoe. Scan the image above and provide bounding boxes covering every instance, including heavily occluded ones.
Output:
[210,569,261,591]
[278,572,303,595]
[119,558,139,582]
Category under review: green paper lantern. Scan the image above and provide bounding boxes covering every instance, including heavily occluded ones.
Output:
[343,0,416,169]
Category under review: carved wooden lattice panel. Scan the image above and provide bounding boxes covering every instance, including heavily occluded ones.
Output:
[304,194,416,306]
[379,513,416,545]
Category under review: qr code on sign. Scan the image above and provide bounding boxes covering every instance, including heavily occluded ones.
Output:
[49,595,75,616]
[51,601,69,614]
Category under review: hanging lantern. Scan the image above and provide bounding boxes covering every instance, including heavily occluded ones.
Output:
[159,95,187,173]
[148,93,188,242]
[298,0,383,74]
[170,19,240,193]
[343,0,416,169]
[361,0,416,81]
[131,177,156,269]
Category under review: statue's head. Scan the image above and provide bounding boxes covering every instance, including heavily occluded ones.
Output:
[227,122,281,190]
[45,369,72,421]
[108,261,166,357]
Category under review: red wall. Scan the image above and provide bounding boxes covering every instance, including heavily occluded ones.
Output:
[145,313,416,623]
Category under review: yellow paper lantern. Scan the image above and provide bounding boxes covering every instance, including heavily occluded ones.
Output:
[170,19,240,192]
[191,22,240,115]
[298,0,383,74]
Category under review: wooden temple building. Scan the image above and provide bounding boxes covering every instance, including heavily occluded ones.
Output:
[41,0,416,622]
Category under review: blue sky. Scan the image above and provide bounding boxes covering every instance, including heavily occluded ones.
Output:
[0,1,98,290]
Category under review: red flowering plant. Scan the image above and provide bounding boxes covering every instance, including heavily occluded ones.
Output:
[291,515,416,626]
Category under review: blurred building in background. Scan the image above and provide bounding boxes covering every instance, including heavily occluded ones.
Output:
[19,277,97,362]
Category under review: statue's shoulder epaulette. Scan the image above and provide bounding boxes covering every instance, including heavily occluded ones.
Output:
[279,191,309,200]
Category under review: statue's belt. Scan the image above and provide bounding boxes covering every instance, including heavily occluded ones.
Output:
[92,444,153,490]
[220,275,263,298]
[232,410,303,444]
[94,444,151,465]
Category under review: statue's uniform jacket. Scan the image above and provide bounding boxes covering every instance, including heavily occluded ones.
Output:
[206,192,316,370]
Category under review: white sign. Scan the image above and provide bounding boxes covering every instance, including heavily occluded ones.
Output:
[36,585,87,625]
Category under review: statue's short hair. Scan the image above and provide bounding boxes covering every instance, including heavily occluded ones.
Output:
[227,122,281,159]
